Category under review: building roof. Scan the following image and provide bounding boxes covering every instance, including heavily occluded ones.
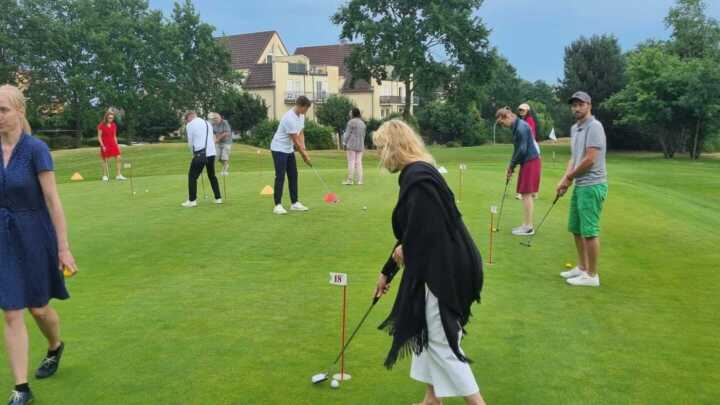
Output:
[294,44,372,92]
[217,31,280,70]
[243,64,274,89]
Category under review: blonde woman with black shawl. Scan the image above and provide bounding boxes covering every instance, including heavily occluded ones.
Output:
[372,120,486,405]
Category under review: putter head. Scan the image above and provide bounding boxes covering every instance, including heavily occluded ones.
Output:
[520,241,532,247]
[311,373,328,384]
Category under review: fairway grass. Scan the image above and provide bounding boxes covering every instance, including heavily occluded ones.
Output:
[1,143,717,404]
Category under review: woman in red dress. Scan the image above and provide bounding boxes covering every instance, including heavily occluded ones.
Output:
[97,111,126,181]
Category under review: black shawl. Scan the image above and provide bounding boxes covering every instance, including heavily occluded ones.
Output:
[378,161,483,369]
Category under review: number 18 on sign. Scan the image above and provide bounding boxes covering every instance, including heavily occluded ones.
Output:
[328,272,351,381]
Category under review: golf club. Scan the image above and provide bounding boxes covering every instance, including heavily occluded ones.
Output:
[310,164,339,204]
[521,193,561,247]
[494,177,511,232]
[311,296,380,384]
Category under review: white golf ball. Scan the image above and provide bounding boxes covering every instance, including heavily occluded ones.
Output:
[362,206,367,210]
[145,189,149,193]
[330,379,340,389]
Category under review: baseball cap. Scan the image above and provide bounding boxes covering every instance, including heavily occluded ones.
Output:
[568,91,592,104]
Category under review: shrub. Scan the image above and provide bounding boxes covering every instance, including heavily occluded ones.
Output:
[246,119,278,149]
[303,121,335,150]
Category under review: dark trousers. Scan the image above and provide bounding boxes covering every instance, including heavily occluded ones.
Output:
[272,151,298,205]
[188,155,221,201]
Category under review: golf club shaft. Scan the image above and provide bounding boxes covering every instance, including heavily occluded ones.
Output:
[311,166,332,194]
[496,178,511,231]
[330,297,379,366]
[523,194,560,246]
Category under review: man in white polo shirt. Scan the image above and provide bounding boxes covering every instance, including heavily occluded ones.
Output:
[181,111,222,207]
[270,96,312,215]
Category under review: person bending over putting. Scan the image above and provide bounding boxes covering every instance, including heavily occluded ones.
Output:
[270,96,312,215]
[557,91,608,288]
[496,107,541,236]
[372,119,486,405]
[0,84,78,405]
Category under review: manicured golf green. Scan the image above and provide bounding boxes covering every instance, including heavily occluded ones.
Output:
[1,142,717,404]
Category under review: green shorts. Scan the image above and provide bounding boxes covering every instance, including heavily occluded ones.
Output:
[568,183,608,238]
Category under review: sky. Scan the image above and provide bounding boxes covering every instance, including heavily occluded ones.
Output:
[148,0,720,84]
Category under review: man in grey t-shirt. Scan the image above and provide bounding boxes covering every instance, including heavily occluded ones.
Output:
[209,112,232,176]
[556,91,608,288]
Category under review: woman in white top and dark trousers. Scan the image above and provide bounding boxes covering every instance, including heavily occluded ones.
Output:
[182,111,222,207]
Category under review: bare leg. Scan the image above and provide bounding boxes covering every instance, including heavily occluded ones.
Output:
[4,310,29,385]
[223,160,230,173]
[101,159,109,178]
[115,156,123,177]
[464,392,487,405]
[583,237,600,276]
[29,306,62,351]
[419,385,443,405]
[574,233,588,271]
[521,193,534,227]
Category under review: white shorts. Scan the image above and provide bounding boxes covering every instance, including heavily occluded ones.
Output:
[217,143,231,161]
[410,286,480,398]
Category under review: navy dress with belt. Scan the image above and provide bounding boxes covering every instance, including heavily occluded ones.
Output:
[0,134,69,310]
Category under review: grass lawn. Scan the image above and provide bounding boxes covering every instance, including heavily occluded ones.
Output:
[1,142,718,404]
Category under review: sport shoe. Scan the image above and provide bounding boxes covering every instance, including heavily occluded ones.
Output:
[561,266,587,279]
[7,390,33,405]
[273,205,288,215]
[356,181,363,185]
[290,202,309,211]
[214,198,223,204]
[35,342,64,379]
[102,175,109,182]
[566,273,600,287]
[511,225,535,236]
[181,200,197,208]
[342,179,353,185]
[116,175,127,181]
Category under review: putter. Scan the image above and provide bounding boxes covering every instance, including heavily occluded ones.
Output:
[310,164,339,204]
[494,177,511,232]
[521,193,561,247]
[311,296,380,384]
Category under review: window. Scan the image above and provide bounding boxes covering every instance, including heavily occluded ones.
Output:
[266,55,273,64]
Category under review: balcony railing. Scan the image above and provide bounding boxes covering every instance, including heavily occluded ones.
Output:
[288,64,328,76]
[380,95,420,105]
[285,91,335,104]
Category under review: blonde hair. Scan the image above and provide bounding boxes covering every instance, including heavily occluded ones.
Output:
[372,119,435,173]
[0,84,32,134]
[207,112,220,120]
[100,110,115,125]
[495,106,514,120]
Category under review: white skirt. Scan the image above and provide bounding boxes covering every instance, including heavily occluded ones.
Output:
[410,285,480,398]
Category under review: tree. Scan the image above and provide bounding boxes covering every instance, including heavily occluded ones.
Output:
[215,89,268,134]
[666,0,720,59]
[0,0,21,84]
[675,57,720,159]
[332,0,493,119]
[605,46,687,158]
[559,35,629,148]
[416,100,487,146]
[315,95,355,144]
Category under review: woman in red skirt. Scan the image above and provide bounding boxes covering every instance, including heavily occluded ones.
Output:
[97,111,126,181]
[496,107,542,236]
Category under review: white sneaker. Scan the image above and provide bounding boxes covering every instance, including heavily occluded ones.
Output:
[512,225,535,236]
[273,205,288,215]
[290,202,309,211]
[356,181,363,185]
[116,175,127,181]
[566,273,600,287]
[181,200,197,208]
[102,175,109,182]
[561,266,587,279]
[215,198,223,204]
[342,179,353,185]
[220,171,228,176]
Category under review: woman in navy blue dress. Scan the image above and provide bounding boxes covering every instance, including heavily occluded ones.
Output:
[0,85,77,405]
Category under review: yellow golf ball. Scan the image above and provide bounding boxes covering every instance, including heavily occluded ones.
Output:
[63,267,75,278]
[564,262,573,269]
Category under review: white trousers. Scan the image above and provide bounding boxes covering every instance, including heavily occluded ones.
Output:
[410,286,480,398]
